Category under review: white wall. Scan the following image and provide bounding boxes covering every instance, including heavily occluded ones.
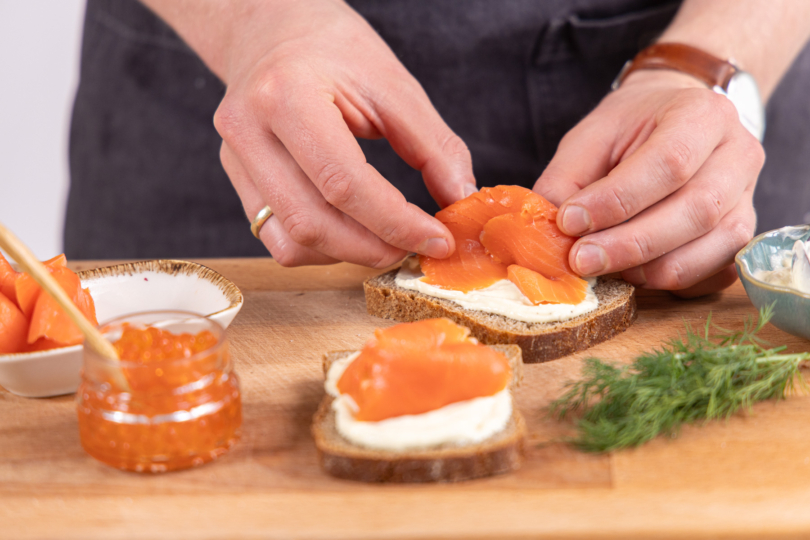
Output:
[0,0,86,260]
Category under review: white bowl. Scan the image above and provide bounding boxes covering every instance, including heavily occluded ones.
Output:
[0,260,243,398]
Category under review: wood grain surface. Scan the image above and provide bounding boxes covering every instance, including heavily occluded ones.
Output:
[3,258,810,539]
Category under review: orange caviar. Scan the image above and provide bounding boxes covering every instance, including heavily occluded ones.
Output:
[77,313,241,473]
[116,326,218,361]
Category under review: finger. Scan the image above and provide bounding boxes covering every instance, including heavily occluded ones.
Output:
[262,88,456,258]
[220,143,339,266]
[557,90,738,236]
[670,265,739,299]
[368,77,477,207]
[533,114,618,207]
[258,208,340,267]
[619,196,756,292]
[568,135,763,276]
[333,91,384,140]
[220,126,409,267]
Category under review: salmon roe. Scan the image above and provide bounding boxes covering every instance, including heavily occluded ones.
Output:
[76,314,241,473]
[115,326,219,361]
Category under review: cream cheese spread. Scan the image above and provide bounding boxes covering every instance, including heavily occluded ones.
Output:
[753,259,793,287]
[752,240,810,294]
[325,352,512,451]
[394,256,598,324]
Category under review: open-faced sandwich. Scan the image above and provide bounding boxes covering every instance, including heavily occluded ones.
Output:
[312,318,525,483]
[364,185,636,363]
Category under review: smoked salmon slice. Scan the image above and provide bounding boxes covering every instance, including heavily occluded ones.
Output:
[0,292,27,354]
[337,319,510,422]
[419,238,507,292]
[371,316,471,350]
[436,185,557,240]
[14,254,70,317]
[420,185,581,299]
[24,338,64,352]
[15,275,41,318]
[0,253,20,307]
[27,266,98,346]
[43,254,67,268]
[480,209,576,278]
[507,265,588,305]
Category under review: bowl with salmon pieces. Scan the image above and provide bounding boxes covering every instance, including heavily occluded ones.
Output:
[0,259,243,398]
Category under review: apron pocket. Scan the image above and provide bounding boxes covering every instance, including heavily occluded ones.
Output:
[568,1,682,61]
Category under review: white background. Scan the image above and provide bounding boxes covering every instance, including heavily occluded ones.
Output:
[0,0,86,259]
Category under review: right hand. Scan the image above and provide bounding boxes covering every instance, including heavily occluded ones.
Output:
[212,0,476,267]
[534,69,763,297]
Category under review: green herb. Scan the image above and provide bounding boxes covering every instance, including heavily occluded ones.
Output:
[549,305,809,453]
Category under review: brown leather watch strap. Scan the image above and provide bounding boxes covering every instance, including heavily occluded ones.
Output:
[615,43,738,90]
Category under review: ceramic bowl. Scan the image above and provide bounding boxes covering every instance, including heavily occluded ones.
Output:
[735,224,810,340]
[0,260,243,398]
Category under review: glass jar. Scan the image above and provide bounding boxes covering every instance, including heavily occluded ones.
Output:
[76,311,241,472]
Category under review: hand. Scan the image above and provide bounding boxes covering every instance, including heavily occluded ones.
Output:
[213,0,475,267]
[534,69,765,297]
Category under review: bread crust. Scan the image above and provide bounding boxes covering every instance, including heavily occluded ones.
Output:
[313,346,525,483]
[364,270,637,363]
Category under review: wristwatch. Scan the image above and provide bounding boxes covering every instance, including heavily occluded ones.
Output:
[612,43,765,141]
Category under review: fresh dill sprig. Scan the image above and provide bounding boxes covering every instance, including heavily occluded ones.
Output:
[549,305,809,453]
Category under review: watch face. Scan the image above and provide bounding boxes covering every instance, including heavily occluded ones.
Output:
[726,71,765,141]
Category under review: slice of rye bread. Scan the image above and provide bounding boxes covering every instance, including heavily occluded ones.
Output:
[364,269,637,363]
[312,345,526,483]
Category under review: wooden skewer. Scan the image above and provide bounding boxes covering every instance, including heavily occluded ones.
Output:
[0,221,129,389]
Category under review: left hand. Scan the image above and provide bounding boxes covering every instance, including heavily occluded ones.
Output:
[534,69,765,298]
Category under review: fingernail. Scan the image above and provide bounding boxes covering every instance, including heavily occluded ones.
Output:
[561,205,592,235]
[575,244,608,275]
[622,266,647,287]
[462,184,478,198]
[417,237,450,258]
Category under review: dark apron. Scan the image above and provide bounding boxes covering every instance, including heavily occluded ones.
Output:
[66,0,810,259]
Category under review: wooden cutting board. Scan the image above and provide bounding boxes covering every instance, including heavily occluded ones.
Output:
[3,258,810,539]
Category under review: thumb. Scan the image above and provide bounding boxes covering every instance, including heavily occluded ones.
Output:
[533,116,617,232]
[373,79,477,208]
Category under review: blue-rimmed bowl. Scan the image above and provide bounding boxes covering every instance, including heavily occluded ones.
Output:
[735,224,810,340]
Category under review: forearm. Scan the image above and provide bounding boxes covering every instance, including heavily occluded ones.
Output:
[659,0,810,101]
[138,0,244,80]
[139,0,324,83]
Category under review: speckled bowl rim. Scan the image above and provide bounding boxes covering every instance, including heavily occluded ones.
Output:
[735,224,810,299]
[0,259,243,361]
[76,259,244,318]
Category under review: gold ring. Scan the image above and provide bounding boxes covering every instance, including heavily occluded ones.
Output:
[250,205,274,239]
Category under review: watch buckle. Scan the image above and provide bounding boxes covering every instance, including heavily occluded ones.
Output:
[611,60,633,91]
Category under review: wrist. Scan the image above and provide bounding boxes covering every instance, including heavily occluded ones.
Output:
[139,0,293,82]
[217,0,356,84]
[138,0,240,80]
[653,0,810,102]
[613,43,765,141]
